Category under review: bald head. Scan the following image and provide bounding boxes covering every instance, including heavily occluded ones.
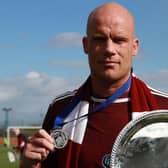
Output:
[86,2,135,36]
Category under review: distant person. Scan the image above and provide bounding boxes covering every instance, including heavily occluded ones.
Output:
[12,128,27,158]
[3,137,9,147]
[20,2,168,168]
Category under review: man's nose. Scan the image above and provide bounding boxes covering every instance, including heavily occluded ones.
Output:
[104,39,117,54]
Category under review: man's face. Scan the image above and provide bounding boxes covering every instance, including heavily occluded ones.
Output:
[83,11,139,83]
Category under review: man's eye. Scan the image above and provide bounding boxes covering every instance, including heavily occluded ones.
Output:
[113,37,128,44]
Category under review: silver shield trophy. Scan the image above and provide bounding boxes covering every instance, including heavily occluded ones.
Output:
[110,110,168,168]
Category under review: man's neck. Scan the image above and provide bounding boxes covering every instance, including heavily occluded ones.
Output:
[90,75,130,98]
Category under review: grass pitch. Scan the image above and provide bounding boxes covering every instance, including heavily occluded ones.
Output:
[0,145,20,168]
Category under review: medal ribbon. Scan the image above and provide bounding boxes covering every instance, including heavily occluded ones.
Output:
[53,75,131,128]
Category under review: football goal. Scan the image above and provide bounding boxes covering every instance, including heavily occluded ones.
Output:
[7,126,41,147]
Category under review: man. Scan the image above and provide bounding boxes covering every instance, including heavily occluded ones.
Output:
[12,128,27,157]
[20,2,168,168]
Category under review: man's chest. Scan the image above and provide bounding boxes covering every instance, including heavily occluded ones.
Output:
[78,102,130,168]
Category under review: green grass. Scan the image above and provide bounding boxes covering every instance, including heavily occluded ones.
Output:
[0,145,20,168]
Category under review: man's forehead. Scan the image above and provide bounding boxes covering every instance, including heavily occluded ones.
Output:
[87,13,134,37]
[89,17,133,35]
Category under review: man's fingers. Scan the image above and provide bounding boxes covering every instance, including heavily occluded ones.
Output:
[25,146,50,161]
[33,129,54,144]
[28,135,54,152]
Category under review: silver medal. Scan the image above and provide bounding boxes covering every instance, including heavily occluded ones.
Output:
[50,129,68,149]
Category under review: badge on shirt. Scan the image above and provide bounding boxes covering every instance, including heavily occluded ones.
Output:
[50,129,68,149]
[102,153,111,168]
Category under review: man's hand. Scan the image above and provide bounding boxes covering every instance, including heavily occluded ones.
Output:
[20,129,55,168]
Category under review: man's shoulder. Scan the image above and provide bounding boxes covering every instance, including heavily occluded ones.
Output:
[149,86,168,109]
[150,86,168,99]
[50,90,78,107]
[42,90,78,131]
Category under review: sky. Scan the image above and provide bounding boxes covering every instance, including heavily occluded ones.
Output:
[0,0,168,127]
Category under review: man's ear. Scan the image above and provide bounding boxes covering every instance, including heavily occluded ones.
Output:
[132,38,139,56]
[82,36,88,54]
